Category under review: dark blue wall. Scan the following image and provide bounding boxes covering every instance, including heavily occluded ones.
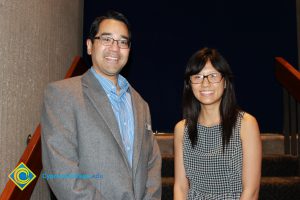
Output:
[83,0,298,133]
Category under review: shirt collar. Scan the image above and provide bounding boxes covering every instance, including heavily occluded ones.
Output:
[90,67,129,96]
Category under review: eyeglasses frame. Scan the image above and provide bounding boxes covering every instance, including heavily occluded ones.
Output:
[93,35,131,49]
[190,72,224,84]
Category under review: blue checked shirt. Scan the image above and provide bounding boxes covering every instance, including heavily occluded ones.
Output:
[91,67,135,167]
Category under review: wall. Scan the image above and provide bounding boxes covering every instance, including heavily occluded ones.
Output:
[0,0,83,198]
[297,0,300,69]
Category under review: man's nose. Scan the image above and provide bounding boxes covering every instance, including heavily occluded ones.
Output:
[109,40,120,51]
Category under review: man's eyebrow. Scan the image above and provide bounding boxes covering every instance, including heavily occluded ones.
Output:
[100,32,112,36]
[100,32,129,40]
[120,35,129,40]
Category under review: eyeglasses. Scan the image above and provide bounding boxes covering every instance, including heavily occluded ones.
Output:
[190,72,223,84]
[94,35,131,49]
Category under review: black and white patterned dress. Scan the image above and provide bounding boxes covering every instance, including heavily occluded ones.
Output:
[183,113,243,199]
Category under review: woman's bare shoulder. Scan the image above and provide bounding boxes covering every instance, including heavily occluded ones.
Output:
[240,112,260,139]
[241,112,258,127]
[174,119,186,139]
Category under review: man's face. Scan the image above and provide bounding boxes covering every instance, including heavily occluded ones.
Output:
[87,19,130,82]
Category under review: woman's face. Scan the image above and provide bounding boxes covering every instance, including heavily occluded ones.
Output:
[190,60,225,108]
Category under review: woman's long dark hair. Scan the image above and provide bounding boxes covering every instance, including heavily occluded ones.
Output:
[183,47,239,149]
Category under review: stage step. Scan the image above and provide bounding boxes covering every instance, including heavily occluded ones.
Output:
[161,154,299,179]
[155,133,285,155]
[162,177,300,200]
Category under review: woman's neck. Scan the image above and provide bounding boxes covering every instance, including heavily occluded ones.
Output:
[199,105,221,127]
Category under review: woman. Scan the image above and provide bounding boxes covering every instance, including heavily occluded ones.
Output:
[174,48,262,199]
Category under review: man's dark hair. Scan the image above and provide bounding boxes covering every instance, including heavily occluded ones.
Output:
[88,10,131,43]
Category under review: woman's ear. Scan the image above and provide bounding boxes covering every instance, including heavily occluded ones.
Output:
[224,81,226,89]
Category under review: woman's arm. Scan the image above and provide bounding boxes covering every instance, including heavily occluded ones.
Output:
[173,120,189,200]
[240,113,262,200]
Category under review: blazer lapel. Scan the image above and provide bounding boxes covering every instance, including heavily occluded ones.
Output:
[81,70,130,169]
[130,87,145,175]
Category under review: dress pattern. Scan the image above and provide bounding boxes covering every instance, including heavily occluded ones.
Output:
[183,113,244,199]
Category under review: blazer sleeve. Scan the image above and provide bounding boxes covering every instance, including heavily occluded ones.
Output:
[41,83,105,200]
[143,103,162,200]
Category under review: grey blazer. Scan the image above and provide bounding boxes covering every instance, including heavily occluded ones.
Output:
[41,70,161,200]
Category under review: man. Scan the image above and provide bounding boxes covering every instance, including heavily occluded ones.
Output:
[41,10,161,199]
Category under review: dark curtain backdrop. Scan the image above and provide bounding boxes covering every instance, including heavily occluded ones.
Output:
[83,0,298,133]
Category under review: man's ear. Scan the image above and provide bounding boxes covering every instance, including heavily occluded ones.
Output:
[86,39,92,55]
